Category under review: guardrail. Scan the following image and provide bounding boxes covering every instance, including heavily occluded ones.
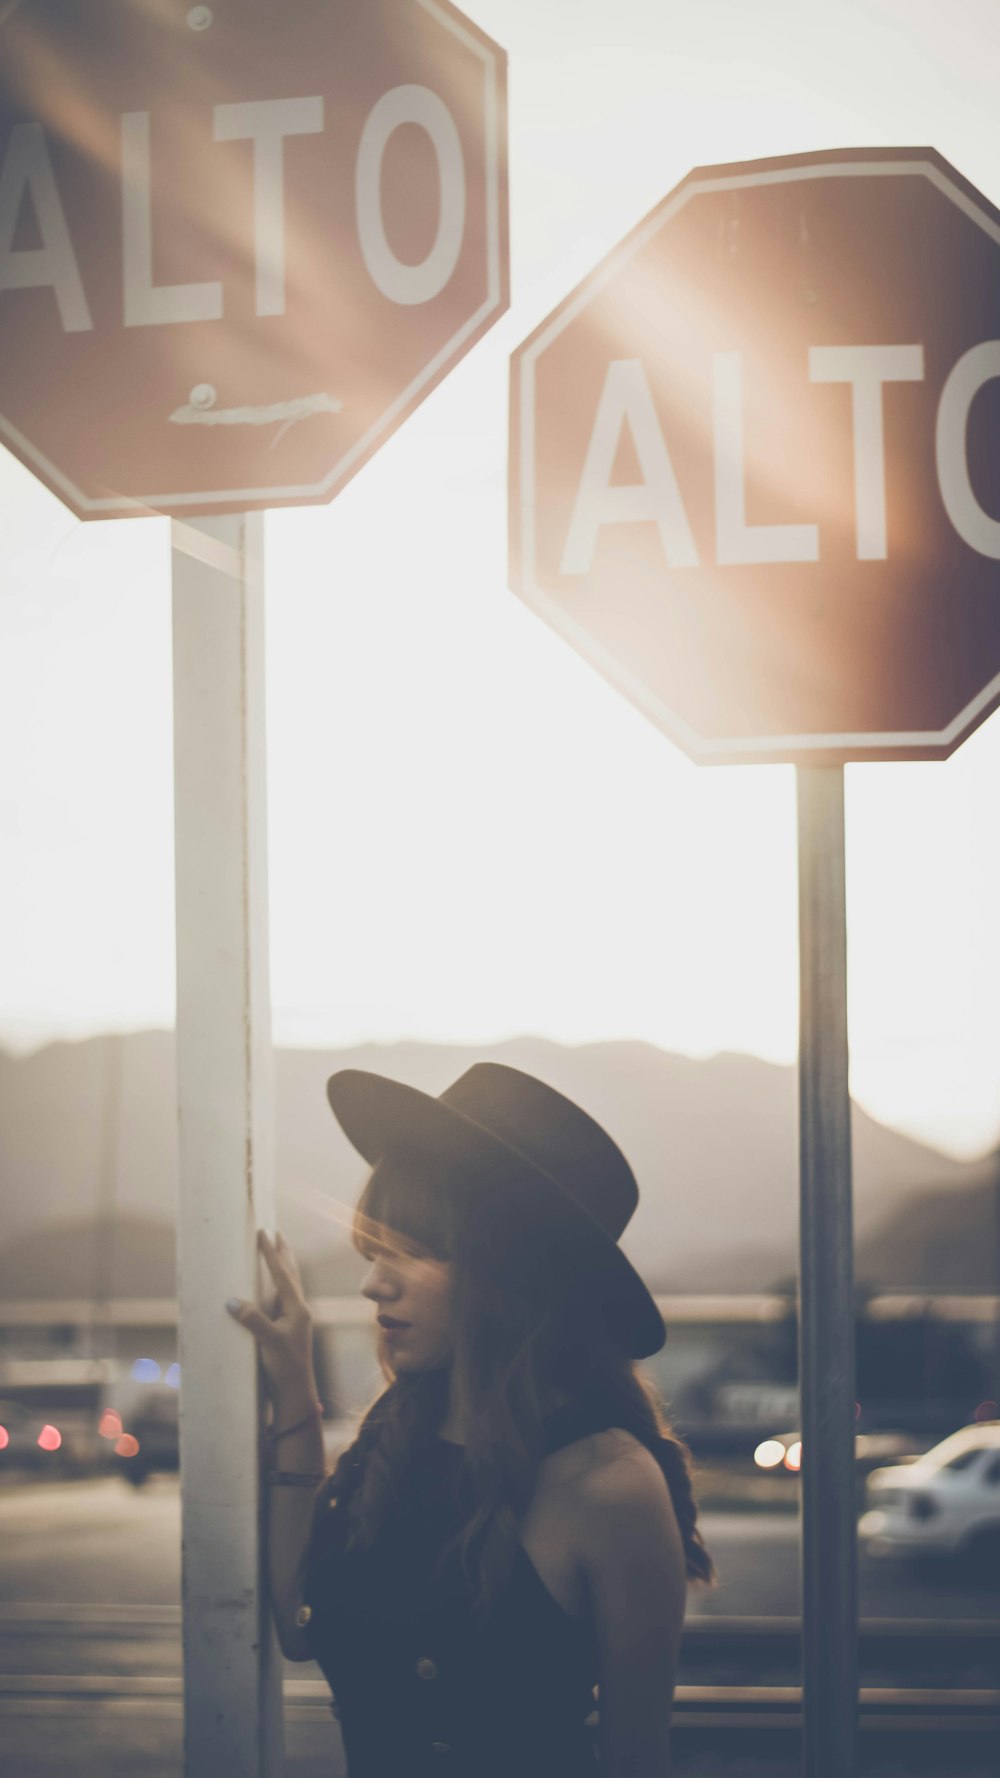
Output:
[1,1605,996,1766]
[681,1616,1000,1687]
[0,1672,997,1730]
[1,1293,998,1327]
[3,1602,997,1685]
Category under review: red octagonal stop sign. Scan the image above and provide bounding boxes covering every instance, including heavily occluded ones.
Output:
[510,146,1000,764]
[0,0,507,520]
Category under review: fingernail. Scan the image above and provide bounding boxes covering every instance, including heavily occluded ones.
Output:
[225,1298,242,1315]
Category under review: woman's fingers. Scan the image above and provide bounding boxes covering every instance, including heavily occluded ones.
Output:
[276,1230,306,1289]
[227,1231,312,1362]
[226,1247,317,1403]
[257,1229,301,1309]
[225,1298,274,1342]
[261,1229,311,1313]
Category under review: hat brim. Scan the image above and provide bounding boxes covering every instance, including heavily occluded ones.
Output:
[327,1068,666,1360]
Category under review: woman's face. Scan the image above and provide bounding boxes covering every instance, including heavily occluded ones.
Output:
[358,1222,455,1371]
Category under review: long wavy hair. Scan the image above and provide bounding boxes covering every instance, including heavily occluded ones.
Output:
[307,1150,717,1619]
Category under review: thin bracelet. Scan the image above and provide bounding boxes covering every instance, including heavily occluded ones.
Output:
[272,1470,326,1487]
[267,1401,324,1449]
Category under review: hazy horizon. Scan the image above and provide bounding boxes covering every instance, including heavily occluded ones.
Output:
[3,1028,996,1299]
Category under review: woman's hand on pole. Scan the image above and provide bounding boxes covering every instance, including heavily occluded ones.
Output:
[225,1229,318,1402]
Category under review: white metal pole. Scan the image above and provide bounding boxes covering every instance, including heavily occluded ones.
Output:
[171,512,284,1778]
[796,765,858,1778]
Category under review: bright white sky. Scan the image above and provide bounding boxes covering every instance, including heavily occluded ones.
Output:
[2,0,1000,1159]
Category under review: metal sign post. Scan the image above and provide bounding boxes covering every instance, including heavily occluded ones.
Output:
[796,766,857,1778]
[510,144,1000,1778]
[171,514,283,1778]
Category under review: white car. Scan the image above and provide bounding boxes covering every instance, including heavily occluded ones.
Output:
[859,1422,1000,1571]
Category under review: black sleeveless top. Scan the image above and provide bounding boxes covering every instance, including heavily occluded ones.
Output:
[300,1383,625,1777]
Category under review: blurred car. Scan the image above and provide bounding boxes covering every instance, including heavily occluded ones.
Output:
[111,1403,361,1486]
[0,1394,104,1473]
[0,1359,120,1473]
[754,1427,923,1478]
[113,1389,179,1487]
[0,1399,61,1468]
[859,1422,1000,1573]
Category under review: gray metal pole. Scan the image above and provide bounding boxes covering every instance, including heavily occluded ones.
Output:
[796,765,858,1778]
[172,513,284,1778]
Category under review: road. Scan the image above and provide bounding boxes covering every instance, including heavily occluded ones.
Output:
[2,1472,997,1623]
[1,1476,997,1778]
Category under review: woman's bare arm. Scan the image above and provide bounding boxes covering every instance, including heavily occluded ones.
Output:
[578,1440,688,1778]
[226,1229,325,1661]
[265,1377,325,1660]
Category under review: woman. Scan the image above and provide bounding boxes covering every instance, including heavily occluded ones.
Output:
[227,1061,716,1777]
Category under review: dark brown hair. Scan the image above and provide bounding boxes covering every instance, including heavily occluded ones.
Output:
[307,1152,716,1617]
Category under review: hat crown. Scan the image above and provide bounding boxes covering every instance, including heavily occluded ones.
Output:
[438,1063,638,1242]
[325,1058,666,1357]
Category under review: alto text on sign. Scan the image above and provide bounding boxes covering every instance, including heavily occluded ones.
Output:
[511,148,1000,764]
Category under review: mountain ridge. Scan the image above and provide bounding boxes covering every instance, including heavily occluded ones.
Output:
[0,1030,995,1297]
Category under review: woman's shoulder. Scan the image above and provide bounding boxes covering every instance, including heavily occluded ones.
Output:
[559,1428,686,1583]
[541,1425,668,1507]
[574,1424,666,1481]
[532,1426,683,1592]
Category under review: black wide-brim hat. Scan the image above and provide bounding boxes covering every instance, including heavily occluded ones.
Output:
[326,1061,666,1360]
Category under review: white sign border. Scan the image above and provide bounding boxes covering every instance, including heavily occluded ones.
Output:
[515,157,1000,762]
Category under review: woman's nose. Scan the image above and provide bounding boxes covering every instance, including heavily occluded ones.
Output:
[360,1260,397,1302]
